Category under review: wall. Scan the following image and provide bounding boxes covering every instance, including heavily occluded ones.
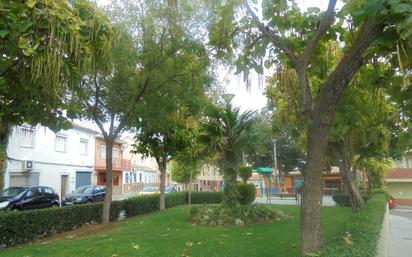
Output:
[387,182,412,199]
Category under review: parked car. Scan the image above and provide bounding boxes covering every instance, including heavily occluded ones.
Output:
[388,196,398,209]
[139,187,159,196]
[62,185,106,205]
[0,186,60,211]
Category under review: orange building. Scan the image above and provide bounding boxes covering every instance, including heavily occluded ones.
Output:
[283,167,345,194]
[94,137,131,195]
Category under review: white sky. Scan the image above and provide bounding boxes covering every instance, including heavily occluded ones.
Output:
[96,0,342,111]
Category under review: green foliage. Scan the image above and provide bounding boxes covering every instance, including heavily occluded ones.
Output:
[201,100,257,208]
[1,205,351,257]
[0,0,113,134]
[190,191,223,204]
[189,204,290,226]
[238,166,253,183]
[320,193,387,257]
[237,183,256,205]
[0,201,125,247]
[332,193,371,207]
[0,191,221,247]
[171,158,202,185]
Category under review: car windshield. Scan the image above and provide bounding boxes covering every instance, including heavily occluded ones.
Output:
[73,186,94,194]
[0,187,25,197]
[142,187,156,192]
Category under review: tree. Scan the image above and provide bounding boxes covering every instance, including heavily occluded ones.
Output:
[201,98,257,207]
[208,0,412,253]
[238,166,253,183]
[0,0,113,189]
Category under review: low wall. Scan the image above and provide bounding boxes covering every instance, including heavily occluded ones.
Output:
[376,204,389,257]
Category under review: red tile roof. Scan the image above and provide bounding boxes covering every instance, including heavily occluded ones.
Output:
[386,168,412,179]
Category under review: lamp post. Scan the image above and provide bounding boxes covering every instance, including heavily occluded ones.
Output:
[273,139,279,191]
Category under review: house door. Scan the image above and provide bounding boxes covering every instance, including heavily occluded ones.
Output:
[76,172,92,188]
[61,175,68,197]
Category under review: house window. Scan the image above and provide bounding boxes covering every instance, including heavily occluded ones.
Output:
[113,148,119,159]
[55,134,67,152]
[100,144,106,159]
[125,173,129,184]
[133,173,137,183]
[139,173,142,182]
[407,158,412,168]
[79,139,88,155]
[19,126,35,148]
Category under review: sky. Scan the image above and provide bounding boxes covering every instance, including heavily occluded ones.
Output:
[95,0,342,111]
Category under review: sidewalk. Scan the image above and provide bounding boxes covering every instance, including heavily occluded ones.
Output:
[254,195,336,206]
[389,207,412,257]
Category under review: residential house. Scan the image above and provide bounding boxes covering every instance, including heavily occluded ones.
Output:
[4,122,98,198]
[94,137,131,195]
[121,136,160,194]
[386,152,412,205]
[197,164,223,191]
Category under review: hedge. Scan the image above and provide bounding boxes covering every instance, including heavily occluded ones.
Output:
[0,191,222,247]
[237,183,256,205]
[320,193,387,257]
[332,193,372,207]
[190,191,223,204]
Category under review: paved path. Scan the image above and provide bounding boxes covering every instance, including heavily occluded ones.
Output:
[389,206,412,257]
[254,195,336,206]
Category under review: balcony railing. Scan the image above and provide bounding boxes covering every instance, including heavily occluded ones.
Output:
[95,158,131,171]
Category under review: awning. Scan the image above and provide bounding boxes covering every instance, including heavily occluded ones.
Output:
[255,167,273,174]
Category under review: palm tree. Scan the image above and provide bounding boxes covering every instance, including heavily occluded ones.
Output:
[201,98,257,208]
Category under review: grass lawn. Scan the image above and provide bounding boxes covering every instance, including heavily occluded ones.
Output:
[1,205,351,257]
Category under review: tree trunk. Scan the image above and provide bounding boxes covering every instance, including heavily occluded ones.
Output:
[301,123,329,255]
[188,169,193,205]
[336,143,365,212]
[367,167,372,192]
[222,149,239,208]
[0,122,11,190]
[102,138,114,225]
[159,155,167,211]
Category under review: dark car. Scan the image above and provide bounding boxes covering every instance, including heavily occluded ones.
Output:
[62,185,105,205]
[0,186,60,211]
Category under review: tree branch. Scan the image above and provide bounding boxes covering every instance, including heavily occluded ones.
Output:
[244,0,298,67]
[113,77,150,136]
[314,20,384,122]
[299,0,337,68]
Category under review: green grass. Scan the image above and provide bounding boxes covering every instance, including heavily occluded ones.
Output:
[1,205,351,257]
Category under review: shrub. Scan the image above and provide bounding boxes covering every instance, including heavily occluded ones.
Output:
[0,202,122,247]
[189,204,290,226]
[190,191,223,204]
[165,192,187,208]
[332,193,371,207]
[237,183,256,205]
[320,193,387,257]
[238,166,253,183]
[0,191,222,248]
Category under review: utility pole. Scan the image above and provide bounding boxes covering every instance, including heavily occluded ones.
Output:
[273,139,279,190]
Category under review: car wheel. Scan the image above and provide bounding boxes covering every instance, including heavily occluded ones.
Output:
[51,203,60,208]
[10,207,19,212]
[87,199,93,204]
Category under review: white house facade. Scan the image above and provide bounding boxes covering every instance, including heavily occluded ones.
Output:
[4,122,98,198]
